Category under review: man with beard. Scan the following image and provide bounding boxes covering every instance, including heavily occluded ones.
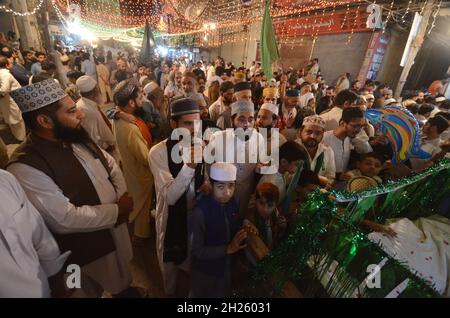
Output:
[216,81,252,131]
[322,107,365,179]
[174,71,208,106]
[295,115,336,187]
[191,93,217,134]
[7,79,139,297]
[256,102,287,155]
[148,98,206,297]
[75,75,119,163]
[208,100,266,216]
[277,89,300,131]
[113,79,154,245]
[208,81,234,125]
[316,86,335,115]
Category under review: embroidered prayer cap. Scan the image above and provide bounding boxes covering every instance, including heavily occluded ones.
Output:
[210,163,237,182]
[143,81,159,95]
[76,75,97,93]
[436,96,446,103]
[10,79,67,113]
[286,89,300,97]
[260,103,279,115]
[263,87,278,97]
[113,78,140,106]
[170,98,200,117]
[231,100,254,116]
[234,81,251,92]
[302,115,325,130]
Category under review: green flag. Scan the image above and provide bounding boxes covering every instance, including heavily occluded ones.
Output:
[260,0,280,80]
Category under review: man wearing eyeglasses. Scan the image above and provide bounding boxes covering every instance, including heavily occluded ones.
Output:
[322,107,365,179]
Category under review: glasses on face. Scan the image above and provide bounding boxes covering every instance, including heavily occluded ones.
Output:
[348,123,364,130]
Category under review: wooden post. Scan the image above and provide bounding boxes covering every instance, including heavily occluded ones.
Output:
[394,1,435,99]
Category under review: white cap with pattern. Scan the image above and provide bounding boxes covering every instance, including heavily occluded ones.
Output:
[10,79,67,113]
[303,115,326,129]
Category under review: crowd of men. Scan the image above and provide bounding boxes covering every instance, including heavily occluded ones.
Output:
[1,42,450,298]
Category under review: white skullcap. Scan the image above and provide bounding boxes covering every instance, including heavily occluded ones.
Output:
[210,163,237,182]
[436,96,446,103]
[260,103,279,115]
[303,115,325,129]
[76,75,97,93]
[231,100,254,116]
[384,98,397,106]
[143,81,159,95]
[365,94,375,100]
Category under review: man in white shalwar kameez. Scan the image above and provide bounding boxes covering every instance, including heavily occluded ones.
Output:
[75,75,120,163]
[7,79,137,297]
[148,98,204,296]
[0,169,70,298]
[208,100,267,215]
[0,56,26,141]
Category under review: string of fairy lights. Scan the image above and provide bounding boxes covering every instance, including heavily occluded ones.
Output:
[0,0,44,16]
[1,0,445,48]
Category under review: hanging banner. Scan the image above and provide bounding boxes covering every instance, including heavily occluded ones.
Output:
[274,8,370,37]
[357,31,390,83]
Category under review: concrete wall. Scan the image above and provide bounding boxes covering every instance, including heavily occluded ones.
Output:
[216,22,260,68]
[278,37,314,70]
[312,32,372,86]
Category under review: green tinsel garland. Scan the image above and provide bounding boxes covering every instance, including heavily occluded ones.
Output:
[248,159,450,298]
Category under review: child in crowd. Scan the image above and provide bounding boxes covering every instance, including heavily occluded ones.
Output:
[190,163,256,298]
[341,152,384,185]
[245,183,287,249]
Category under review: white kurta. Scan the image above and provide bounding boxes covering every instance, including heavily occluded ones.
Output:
[148,139,197,294]
[0,68,25,141]
[208,96,228,124]
[322,131,353,173]
[295,139,336,183]
[7,144,133,295]
[0,170,69,298]
[77,97,119,161]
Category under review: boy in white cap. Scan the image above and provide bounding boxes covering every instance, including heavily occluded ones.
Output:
[190,163,254,297]
[208,100,267,216]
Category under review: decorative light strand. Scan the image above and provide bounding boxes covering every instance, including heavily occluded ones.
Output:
[0,0,44,16]
[382,0,395,34]
[401,0,412,23]
[428,0,442,35]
